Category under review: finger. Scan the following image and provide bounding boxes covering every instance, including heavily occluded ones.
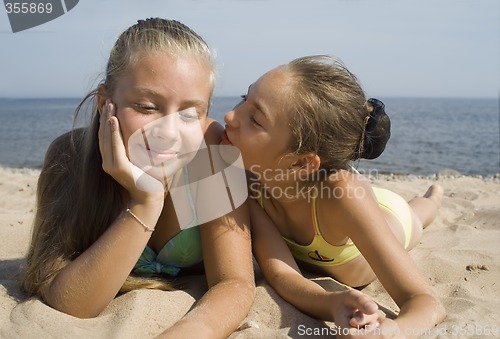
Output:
[98,101,108,154]
[107,102,125,155]
[349,310,380,328]
[346,290,379,314]
[358,298,379,315]
[99,100,113,169]
[345,291,380,329]
[98,99,108,140]
[110,116,126,160]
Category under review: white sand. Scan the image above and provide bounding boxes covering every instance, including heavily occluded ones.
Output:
[1,166,499,338]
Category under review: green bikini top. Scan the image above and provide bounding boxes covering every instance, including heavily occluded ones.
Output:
[133,167,203,277]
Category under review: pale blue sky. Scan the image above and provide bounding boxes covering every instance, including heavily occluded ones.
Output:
[0,0,498,98]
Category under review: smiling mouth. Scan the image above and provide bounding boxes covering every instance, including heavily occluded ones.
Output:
[139,127,179,163]
[150,150,178,162]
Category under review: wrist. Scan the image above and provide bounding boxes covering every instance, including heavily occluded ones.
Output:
[326,291,343,321]
[125,208,155,232]
[128,193,165,209]
[126,200,163,230]
[131,192,165,205]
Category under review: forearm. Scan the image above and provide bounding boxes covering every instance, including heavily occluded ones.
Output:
[158,278,255,339]
[264,262,336,321]
[44,202,162,318]
[395,293,446,338]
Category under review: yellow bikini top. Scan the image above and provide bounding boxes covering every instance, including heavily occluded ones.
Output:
[258,184,361,267]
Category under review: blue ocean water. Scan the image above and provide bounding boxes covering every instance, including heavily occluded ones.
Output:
[0,97,498,176]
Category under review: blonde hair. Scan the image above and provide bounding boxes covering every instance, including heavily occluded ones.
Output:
[283,55,390,174]
[22,18,215,296]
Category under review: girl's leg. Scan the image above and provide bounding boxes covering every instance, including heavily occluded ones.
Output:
[407,184,444,250]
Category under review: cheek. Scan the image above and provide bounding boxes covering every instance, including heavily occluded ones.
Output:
[115,110,131,143]
[240,145,265,169]
[119,125,136,155]
[116,111,151,153]
[179,122,205,151]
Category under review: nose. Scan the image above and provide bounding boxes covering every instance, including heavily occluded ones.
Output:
[152,114,180,142]
[224,109,239,128]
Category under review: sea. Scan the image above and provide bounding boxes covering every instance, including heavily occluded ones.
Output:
[0,97,498,176]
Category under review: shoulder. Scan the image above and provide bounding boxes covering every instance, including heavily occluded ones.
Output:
[316,171,383,239]
[322,169,375,204]
[318,170,381,228]
[203,118,223,145]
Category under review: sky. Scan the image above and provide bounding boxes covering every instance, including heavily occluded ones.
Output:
[0,0,498,99]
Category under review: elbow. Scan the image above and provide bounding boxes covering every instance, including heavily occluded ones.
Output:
[67,310,102,319]
[42,289,104,319]
[426,292,446,325]
[416,293,447,327]
[237,278,256,308]
[67,306,103,319]
[44,296,104,319]
[229,277,256,312]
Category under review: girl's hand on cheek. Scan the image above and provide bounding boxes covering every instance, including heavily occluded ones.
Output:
[98,100,165,205]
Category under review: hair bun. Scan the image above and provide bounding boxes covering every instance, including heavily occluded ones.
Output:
[361,98,391,159]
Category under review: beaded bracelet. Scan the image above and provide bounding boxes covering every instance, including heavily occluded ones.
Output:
[126,208,154,232]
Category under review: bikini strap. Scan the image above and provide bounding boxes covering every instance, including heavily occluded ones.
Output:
[310,186,322,236]
[258,182,321,237]
[348,163,361,175]
[182,166,197,217]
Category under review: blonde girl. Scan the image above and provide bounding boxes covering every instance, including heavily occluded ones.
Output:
[23,18,254,338]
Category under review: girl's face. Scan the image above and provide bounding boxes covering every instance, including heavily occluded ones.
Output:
[111,52,212,181]
[223,67,294,176]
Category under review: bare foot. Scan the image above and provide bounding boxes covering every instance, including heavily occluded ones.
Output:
[423,184,444,209]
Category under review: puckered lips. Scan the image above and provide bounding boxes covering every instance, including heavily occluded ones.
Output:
[221,129,233,145]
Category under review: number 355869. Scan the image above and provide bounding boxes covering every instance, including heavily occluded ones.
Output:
[5,2,53,14]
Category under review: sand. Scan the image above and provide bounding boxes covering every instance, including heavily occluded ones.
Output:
[0,166,499,338]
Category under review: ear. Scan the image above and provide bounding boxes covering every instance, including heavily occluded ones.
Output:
[96,85,108,115]
[290,153,321,177]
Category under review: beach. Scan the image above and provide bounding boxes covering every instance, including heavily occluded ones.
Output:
[0,166,499,338]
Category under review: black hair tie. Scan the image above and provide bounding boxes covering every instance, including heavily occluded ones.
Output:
[365,98,386,133]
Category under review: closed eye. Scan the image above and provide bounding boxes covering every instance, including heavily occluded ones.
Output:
[251,115,262,127]
[134,103,158,113]
[178,107,200,123]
